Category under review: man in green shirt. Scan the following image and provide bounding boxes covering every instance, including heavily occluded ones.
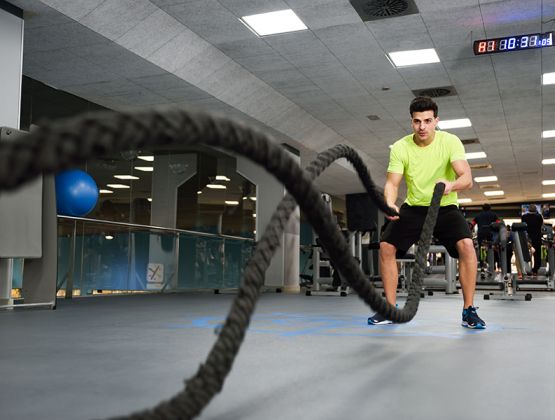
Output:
[368,97,485,329]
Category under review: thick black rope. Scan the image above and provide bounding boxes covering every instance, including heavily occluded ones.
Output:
[0,109,444,419]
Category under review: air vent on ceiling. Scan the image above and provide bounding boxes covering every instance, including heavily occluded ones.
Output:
[367,114,380,121]
[489,196,505,200]
[462,138,480,145]
[522,171,538,175]
[349,0,419,22]
[470,163,492,170]
[479,184,500,189]
[412,86,457,98]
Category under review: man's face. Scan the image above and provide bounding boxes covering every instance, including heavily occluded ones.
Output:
[411,110,439,142]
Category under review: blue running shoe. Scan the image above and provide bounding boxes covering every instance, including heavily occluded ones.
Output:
[368,312,393,325]
[462,306,486,329]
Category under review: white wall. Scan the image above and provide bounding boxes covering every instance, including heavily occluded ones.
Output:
[0,3,24,303]
[0,4,23,128]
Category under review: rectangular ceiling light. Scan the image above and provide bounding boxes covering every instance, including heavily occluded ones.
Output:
[484,190,504,196]
[543,192,555,198]
[225,200,239,205]
[543,180,555,185]
[542,72,555,85]
[134,166,154,172]
[457,198,472,204]
[387,48,440,67]
[216,175,230,181]
[106,184,130,189]
[542,158,555,165]
[474,176,498,182]
[240,9,307,36]
[438,118,472,129]
[99,189,113,194]
[206,184,226,189]
[114,175,139,180]
[138,155,154,161]
[466,152,487,160]
[542,130,555,138]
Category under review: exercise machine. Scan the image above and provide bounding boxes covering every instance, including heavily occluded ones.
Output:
[512,222,555,291]
[421,244,458,295]
[305,194,357,297]
[484,222,532,301]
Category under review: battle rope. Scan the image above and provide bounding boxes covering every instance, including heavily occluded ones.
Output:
[0,109,444,419]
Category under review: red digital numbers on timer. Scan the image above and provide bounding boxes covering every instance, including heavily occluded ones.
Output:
[477,40,497,53]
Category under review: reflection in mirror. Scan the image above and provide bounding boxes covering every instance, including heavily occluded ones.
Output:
[177,154,256,239]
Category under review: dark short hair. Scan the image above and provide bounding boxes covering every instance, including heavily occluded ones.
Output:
[410,96,438,117]
[482,204,491,211]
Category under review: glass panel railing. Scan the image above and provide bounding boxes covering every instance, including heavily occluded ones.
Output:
[177,234,218,289]
[178,235,223,289]
[57,217,76,296]
[176,235,255,290]
[9,258,24,299]
[223,238,254,289]
[57,218,132,296]
[79,223,132,294]
[131,230,178,292]
[56,217,254,297]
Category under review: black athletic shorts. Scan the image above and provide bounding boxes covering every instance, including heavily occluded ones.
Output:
[381,204,472,258]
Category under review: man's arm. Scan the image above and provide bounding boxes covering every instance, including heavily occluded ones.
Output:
[384,172,403,220]
[440,159,473,195]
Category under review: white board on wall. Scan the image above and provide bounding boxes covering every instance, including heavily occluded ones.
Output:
[0,6,42,259]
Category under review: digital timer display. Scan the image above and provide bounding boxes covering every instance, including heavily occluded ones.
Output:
[473,32,553,55]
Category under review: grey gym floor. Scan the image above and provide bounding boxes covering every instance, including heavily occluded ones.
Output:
[1,291,555,420]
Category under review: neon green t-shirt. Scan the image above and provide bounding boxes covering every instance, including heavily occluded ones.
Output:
[387,131,466,207]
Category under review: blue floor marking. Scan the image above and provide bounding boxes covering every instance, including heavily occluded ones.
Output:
[163,312,528,339]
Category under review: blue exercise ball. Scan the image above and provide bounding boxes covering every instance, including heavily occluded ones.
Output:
[55,169,99,217]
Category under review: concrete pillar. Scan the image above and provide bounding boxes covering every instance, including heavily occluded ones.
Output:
[237,146,300,293]
[145,154,196,290]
